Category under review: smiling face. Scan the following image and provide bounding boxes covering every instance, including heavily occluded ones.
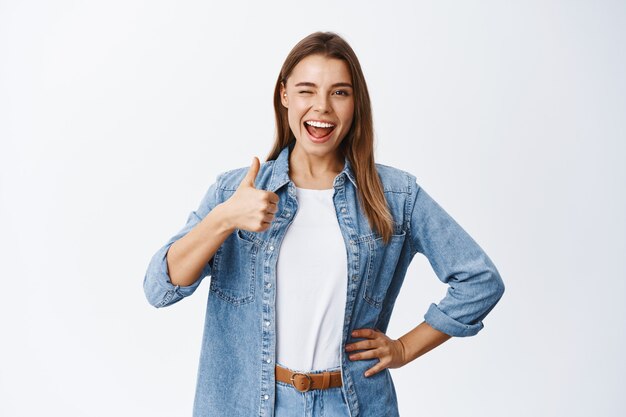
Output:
[280,54,355,159]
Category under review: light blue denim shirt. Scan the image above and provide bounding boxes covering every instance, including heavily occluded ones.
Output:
[143,143,505,417]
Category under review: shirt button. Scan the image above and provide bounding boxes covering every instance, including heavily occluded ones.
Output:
[350,240,355,245]
[263,394,269,400]
[352,274,358,281]
[266,282,272,288]
[341,207,347,213]
[264,321,270,327]
[266,358,271,363]
[284,212,290,217]
[269,245,274,251]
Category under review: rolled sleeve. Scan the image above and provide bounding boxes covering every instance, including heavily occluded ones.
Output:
[143,176,222,308]
[408,180,505,337]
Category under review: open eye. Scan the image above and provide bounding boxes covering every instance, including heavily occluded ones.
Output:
[333,90,350,96]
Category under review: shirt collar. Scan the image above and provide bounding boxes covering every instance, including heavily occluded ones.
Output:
[268,143,358,192]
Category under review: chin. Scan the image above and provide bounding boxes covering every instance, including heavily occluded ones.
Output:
[296,137,339,155]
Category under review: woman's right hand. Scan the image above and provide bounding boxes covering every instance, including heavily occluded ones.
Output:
[220,157,280,233]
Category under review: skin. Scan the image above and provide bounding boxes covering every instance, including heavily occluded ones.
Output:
[166,158,279,288]
[167,54,452,379]
[346,323,451,378]
[280,54,355,189]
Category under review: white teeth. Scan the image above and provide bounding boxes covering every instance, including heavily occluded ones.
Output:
[305,120,335,128]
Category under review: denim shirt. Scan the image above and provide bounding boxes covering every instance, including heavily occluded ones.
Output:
[143,143,505,417]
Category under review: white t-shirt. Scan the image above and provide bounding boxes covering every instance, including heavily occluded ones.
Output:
[275,186,348,372]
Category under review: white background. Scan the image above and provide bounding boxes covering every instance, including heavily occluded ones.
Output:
[1,1,624,416]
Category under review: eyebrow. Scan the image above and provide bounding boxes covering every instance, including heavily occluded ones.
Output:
[294,82,353,89]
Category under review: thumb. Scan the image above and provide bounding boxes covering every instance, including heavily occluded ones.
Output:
[241,156,260,188]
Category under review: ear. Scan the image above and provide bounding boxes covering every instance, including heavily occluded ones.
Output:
[280,82,288,108]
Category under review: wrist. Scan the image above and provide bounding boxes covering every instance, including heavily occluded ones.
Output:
[396,337,409,366]
[212,202,236,234]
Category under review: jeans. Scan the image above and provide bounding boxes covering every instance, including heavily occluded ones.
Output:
[274,364,351,417]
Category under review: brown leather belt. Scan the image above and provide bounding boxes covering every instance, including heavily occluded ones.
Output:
[275,364,343,392]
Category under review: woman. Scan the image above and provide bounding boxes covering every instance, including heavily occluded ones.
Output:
[144,31,505,417]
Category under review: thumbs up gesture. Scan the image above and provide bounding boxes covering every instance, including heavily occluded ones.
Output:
[221,157,280,233]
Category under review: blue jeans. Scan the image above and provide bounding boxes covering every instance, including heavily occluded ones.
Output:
[274,364,351,417]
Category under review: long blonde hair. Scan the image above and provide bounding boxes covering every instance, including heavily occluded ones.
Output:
[265,31,394,244]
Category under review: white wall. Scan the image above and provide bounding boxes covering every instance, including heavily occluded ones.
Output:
[1,1,624,416]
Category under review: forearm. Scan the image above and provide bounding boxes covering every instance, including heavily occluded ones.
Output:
[167,202,234,287]
[398,321,452,364]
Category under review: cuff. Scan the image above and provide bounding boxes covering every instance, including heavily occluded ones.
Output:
[424,303,484,337]
[157,246,203,297]
[144,244,204,308]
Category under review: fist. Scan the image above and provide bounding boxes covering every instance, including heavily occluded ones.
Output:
[222,157,280,233]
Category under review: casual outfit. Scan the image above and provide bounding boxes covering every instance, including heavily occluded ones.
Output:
[274,364,350,417]
[143,142,505,417]
[276,186,347,372]
[274,186,350,416]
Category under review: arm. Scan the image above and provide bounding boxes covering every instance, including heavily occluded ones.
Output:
[143,157,281,308]
[346,179,504,376]
[143,177,225,308]
[347,321,451,377]
[397,320,451,363]
[408,183,505,337]
[166,203,233,287]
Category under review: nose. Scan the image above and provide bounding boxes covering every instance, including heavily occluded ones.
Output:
[313,94,331,114]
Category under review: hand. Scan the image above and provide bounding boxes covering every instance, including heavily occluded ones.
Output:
[345,328,407,377]
[221,157,280,233]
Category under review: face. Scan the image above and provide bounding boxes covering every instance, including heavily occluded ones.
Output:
[280,54,355,159]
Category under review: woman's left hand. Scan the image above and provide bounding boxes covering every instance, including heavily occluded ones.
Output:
[345,328,407,377]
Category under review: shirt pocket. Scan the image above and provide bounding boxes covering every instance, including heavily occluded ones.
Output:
[363,230,407,308]
[209,229,258,305]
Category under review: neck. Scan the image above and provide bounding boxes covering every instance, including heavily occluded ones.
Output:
[288,142,344,189]
[289,143,343,177]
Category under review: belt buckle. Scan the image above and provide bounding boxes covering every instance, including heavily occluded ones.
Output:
[290,372,313,392]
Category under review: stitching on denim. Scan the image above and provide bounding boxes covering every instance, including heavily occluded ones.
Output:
[362,231,406,308]
[238,229,266,248]
[268,158,279,191]
[363,238,382,308]
[375,163,413,193]
[217,166,249,191]
[160,290,174,307]
[208,236,257,306]
[215,171,224,203]
[406,178,420,258]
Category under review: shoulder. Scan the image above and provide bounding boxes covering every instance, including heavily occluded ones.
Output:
[215,159,277,191]
[374,162,419,195]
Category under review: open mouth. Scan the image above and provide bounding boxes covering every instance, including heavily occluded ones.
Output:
[304,120,336,140]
